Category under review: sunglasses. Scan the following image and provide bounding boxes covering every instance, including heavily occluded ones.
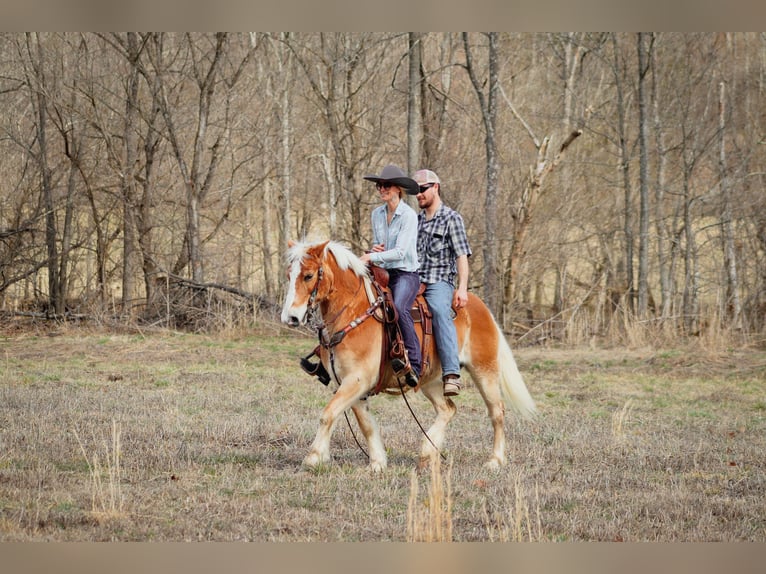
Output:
[418,183,435,192]
[375,182,394,190]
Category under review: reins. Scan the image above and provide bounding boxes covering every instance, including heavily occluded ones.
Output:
[396,378,447,462]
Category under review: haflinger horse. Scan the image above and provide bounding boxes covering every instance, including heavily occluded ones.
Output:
[281,239,536,471]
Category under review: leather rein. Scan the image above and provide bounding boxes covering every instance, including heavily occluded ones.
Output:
[308,266,385,372]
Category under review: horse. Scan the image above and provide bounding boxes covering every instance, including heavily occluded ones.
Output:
[280,239,536,471]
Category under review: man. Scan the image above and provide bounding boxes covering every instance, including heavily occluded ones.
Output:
[412,169,471,397]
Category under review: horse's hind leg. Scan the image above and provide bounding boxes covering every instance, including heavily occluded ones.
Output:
[417,380,457,469]
[469,367,507,469]
[350,401,387,472]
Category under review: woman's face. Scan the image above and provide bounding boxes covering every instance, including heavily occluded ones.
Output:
[376,182,400,201]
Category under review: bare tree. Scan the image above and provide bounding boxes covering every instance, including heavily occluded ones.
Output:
[637,32,652,318]
[407,32,424,180]
[463,32,501,315]
[260,32,292,299]
[289,33,399,249]
[610,33,637,316]
[0,32,764,341]
[651,34,674,323]
[147,33,255,283]
[674,36,722,333]
[718,70,742,328]
[420,33,457,168]
[21,33,63,316]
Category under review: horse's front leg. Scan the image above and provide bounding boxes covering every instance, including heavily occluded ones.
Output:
[303,372,371,469]
[350,401,387,472]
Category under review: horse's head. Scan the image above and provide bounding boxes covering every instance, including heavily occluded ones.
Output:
[281,241,327,326]
[280,240,369,327]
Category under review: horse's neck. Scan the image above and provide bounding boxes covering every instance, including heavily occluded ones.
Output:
[320,268,368,323]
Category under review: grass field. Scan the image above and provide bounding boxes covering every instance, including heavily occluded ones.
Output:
[1,322,764,541]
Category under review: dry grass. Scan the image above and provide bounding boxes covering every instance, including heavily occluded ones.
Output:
[0,322,765,541]
[407,457,453,542]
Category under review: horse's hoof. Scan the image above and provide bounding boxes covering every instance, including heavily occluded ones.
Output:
[369,460,387,473]
[303,451,328,468]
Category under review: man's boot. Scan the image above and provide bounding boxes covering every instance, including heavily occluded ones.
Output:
[443,373,461,396]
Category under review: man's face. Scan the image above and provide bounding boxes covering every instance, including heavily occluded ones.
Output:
[416,182,437,208]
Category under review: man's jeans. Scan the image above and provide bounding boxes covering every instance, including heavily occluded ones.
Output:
[422,281,460,378]
[388,270,422,377]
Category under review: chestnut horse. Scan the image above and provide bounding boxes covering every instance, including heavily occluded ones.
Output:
[281,240,536,471]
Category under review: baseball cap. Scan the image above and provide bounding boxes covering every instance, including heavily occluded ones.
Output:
[412,169,441,186]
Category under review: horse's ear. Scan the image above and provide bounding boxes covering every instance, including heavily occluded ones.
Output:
[307,241,330,259]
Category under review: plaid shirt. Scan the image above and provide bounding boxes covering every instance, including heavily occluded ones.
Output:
[417,204,472,285]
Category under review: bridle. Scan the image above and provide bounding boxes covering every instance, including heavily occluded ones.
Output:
[307,266,324,312]
[313,269,382,352]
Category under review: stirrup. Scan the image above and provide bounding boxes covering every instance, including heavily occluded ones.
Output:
[300,356,331,386]
[391,357,418,387]
[390,357,408,374]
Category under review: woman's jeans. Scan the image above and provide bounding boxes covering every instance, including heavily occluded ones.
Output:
[388,270,422,377]
[422,281,460,378]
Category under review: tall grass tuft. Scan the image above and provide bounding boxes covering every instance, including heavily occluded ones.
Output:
[484,471,543,542]
[612,400,634,442]
[407,457,453,542]
[74,419,124,522]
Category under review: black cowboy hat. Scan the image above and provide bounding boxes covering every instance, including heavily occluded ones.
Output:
[363,164,420,196]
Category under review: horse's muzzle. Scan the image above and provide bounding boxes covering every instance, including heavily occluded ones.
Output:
[281,308,306,327]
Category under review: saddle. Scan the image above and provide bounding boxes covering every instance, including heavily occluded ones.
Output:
[300,264,434,393]
[368,266,434,393]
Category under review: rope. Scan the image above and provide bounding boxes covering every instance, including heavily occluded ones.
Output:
[344,410,369,461]
[325,348,370,462]
[397,378,447,461]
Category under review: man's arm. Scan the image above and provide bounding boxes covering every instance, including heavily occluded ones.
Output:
[453,254,469,309]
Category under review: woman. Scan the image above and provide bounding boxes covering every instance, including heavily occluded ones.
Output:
[361,164,421,387]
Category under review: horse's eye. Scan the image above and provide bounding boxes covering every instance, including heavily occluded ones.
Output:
[303,273,314,282]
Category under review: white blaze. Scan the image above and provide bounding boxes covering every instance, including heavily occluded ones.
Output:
[280,258,307,324]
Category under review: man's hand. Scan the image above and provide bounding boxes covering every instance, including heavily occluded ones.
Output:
[453,287,468,309]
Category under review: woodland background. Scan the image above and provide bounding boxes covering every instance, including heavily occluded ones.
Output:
[1,32,765,345]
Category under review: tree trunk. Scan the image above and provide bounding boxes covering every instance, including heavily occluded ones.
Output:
[637,32,652,318]
[262,177,275,300]
[422,33,455,167]
[612,33,636,315]
[718,78,742,328]
[463,32,500,316]
[682,174,700,334]
[58,129,79,315]
[138,63,162,308]
[277,32,292,296]
[407,32,424,202]
[121,31,140,315]
[651,35,673,322]
[27,33,63,316]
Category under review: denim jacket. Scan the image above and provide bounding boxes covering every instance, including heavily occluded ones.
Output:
[368,200,419,272]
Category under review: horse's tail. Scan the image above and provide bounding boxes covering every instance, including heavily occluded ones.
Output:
[494,320,537,420]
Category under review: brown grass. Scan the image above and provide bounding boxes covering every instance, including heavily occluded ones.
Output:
[0,322,764,541]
